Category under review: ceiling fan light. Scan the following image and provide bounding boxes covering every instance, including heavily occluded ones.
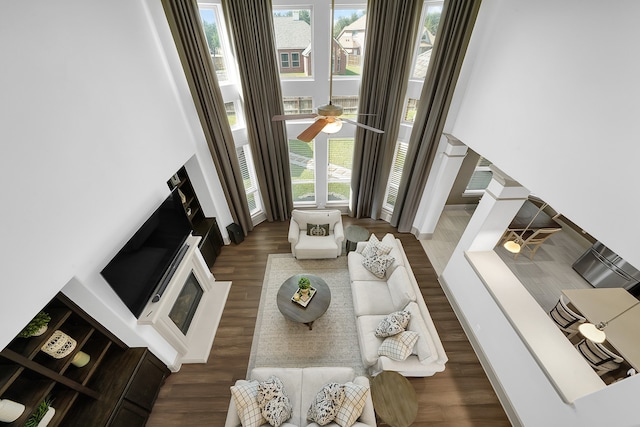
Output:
[322,119,342,134]
[503,240,521,254]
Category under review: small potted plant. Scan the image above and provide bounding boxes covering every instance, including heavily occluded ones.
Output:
[24,397,54,427]
[298,277,311,296]
[18,311,52,338]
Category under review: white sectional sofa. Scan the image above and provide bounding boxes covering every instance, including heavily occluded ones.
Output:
[348,233,448,376]
[225,367,376,427]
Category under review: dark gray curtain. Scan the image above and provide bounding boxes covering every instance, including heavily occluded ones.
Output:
[222,0,293,222]
[161,0,253,235]
[350,0,422,219]
[391,0,482,232]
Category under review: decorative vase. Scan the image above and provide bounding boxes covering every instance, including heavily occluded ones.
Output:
[0,398,25,422]
[40,330,77,359]
[37,406,55,427]
[71,351,91,368]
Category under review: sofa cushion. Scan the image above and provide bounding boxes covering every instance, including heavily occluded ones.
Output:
[335,382,369,427]
[292,209,341,231]
[351,280,395,316]
[374,310,411,338]
[348,252,386,282]
[307,383,345,426]
[361,234,392,258]
[378,331,419,361]
[230,380,267,427]
[386,267,416,309]
[381,234,405,273]
[356,315,386,367]
[404,302,438,363]
[257,376,293,427]
[362,254,395,279]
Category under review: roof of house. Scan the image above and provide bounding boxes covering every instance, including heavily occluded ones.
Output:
[273,16,311,49]
[412,48,433,79]
[342,15,367,32]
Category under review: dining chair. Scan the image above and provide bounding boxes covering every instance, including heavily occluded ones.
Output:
[575,338,625,376]
[549,295,586,338]
[506,228,562,260]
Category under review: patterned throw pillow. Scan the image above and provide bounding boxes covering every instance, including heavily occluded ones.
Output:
[362,254,395,279]
[374,310,412,338]
[361,234,392,258]
[230,380,267,427]
[307,382,346,426]
[335,382,369,427]
[307,223,330,236]
[378,330,419,361]
[257,376,292,427]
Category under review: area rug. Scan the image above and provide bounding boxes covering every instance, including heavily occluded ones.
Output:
[247,254,365,376]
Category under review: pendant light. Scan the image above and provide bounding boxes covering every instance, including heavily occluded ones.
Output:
[503,202,548,254]
[578,301,640,343]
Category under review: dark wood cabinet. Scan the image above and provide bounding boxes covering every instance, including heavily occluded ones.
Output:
[168,167,223,267]
[0,294,169,427]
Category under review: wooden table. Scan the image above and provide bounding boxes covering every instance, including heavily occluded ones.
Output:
[562,288,640,370]
[345,225,370,253]
[509,200,561,231]
[370,371,418,427]
[276,274,331,330]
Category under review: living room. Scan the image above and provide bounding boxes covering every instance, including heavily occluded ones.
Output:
[2,1,640,426]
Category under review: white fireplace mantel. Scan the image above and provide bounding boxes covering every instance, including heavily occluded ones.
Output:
[138,235,231,372]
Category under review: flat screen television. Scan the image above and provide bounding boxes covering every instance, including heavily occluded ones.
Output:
[101,188,192,318]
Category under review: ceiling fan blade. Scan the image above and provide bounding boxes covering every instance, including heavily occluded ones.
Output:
[272,113,317,121]
[343,118,384,134]
[297,118,330,142]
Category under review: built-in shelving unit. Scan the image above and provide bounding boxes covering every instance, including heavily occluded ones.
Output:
[0,293,169,427]
[168,166,224,267]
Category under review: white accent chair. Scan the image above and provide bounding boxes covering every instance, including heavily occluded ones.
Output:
[575,338,625,376]
[288,210,344,259]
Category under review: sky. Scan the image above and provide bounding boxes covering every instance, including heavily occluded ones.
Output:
[199,8,366,25]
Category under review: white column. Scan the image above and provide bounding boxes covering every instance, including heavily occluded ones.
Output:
[413,134,468,238]
[454,166,530,253]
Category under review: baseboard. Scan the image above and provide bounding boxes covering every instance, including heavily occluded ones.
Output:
[438,275,524,427]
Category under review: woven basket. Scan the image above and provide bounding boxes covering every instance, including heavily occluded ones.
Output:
[41,330,77,359]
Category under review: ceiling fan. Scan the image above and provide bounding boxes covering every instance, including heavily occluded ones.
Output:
[271,0,384,142]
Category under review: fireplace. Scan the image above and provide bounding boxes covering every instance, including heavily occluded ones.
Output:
[138,235,231,371]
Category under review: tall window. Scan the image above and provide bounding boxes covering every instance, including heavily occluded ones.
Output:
[383,141,408,210]
[199,5,229,82]
[236,146,262,214]
[289,139,315,203]
[272,9,311,78]
[328,138,354,201]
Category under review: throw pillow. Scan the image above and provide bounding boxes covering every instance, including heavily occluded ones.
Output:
[361,234,392,258]
[257,376,293,427]
[378,330,419,361]
[362,254,395,279]
[404,302,438,363]
[307,382,345,426]
[307,223,330,236]
[374,310,411,338]
[230,380,267,427]
[335,382,369,427]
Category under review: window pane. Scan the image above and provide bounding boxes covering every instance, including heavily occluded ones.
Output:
[225,102,236,127]
[334,9,367,76]
[384,141,408,209]
[273,10,311,78]
[289,139,315,202]
[412,2,443,79]
[404,98,418,122]
[331,95,359,118]
[466,157,493,192]
[283,96,314,115]
[328,138,354,201]
[199,7,228,81]
[236,145,261,214]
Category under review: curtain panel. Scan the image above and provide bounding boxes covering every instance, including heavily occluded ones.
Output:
[391,0,482,232]
[222,0,293,222]
[161,0,253,235]
[350,0,423,219]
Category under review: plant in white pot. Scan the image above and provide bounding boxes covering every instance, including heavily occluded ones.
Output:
[18,311,51,338]
[24,397,55,427]
[298,277,311,297]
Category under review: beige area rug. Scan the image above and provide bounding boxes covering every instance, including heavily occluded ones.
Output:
[247,254,365,377]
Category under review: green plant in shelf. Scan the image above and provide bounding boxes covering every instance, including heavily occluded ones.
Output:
[298,277,311,290]
[18,311,51,338]
[24,397,53,427]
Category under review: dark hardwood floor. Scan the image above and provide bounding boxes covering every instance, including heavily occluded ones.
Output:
[146,217,511,426]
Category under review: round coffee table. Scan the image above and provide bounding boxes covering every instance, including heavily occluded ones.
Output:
[370,370,418,427]
[277,274,331,330]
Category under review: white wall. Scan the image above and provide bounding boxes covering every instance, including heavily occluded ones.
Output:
[0,0,229,364]
[439,0,640,424]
